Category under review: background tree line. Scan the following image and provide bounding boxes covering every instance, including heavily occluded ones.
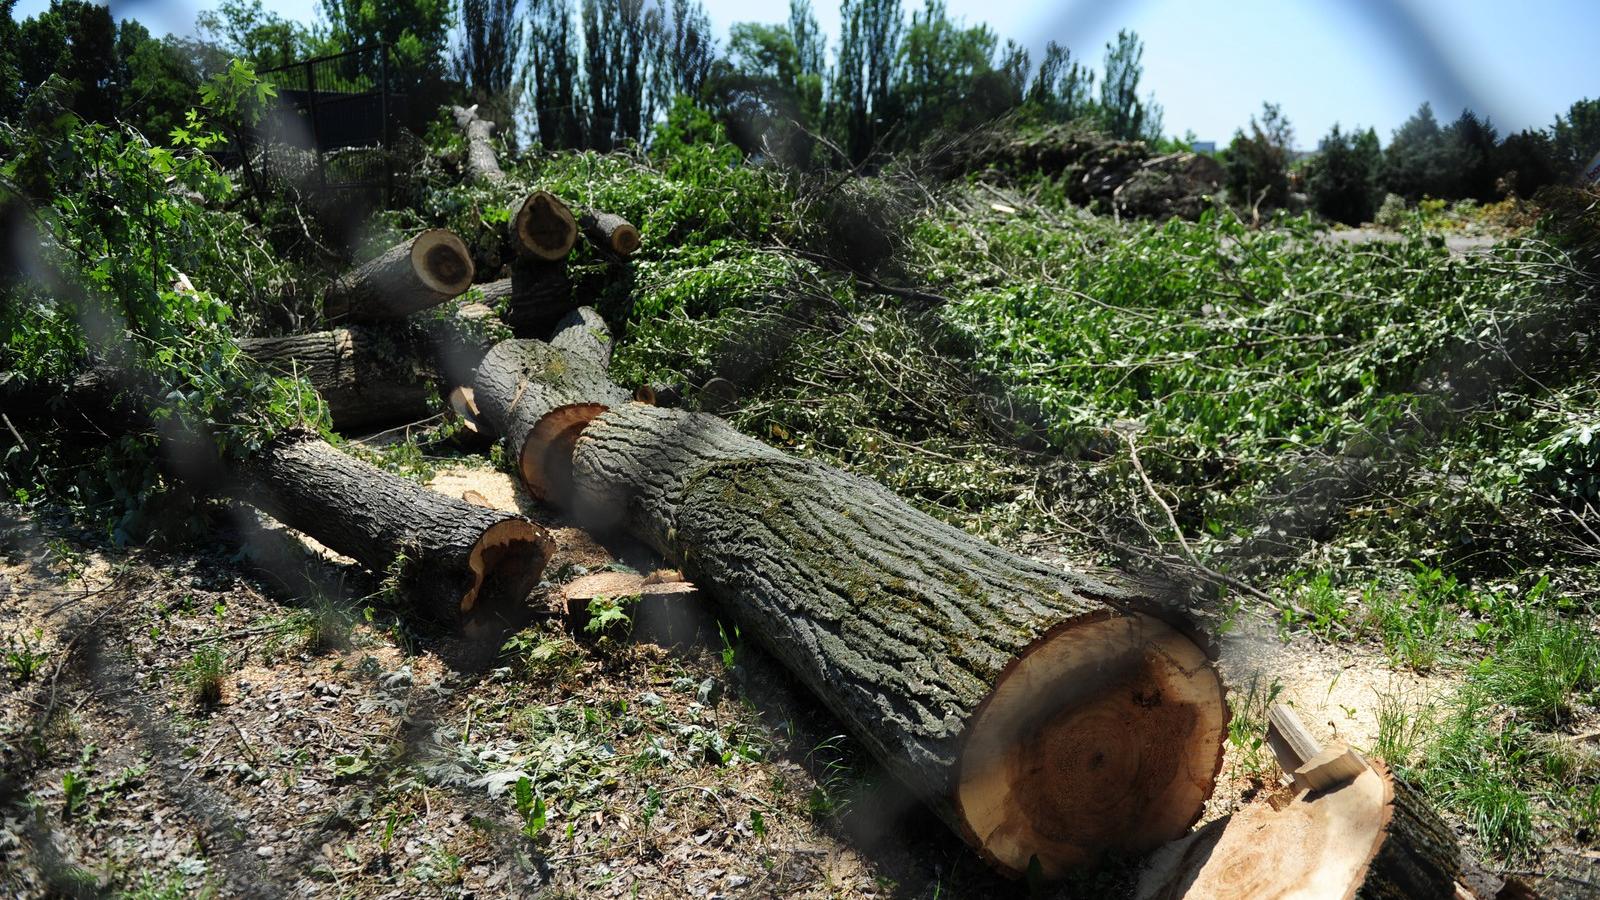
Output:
[3,0,1595,219]
[1228,97,1600,225]
[0,0,1164,165]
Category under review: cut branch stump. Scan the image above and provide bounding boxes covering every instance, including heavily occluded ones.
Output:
[324,229,475,322]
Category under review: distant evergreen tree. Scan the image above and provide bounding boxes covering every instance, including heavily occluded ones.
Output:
[1441,109,1498,201]
[1307,123,1381,224]
[1551,98,1600,179]
[526,0,583,148]
[1027,41,1094,123]
[1098,29,1160,141]
[1495,128,1561,196]
[832,0,903,162]
[1382,101,1451,199]
[453,0,523,121]
[1225,102,1294,210]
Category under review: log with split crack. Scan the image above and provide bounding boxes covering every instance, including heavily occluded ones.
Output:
[472,309,1229,878]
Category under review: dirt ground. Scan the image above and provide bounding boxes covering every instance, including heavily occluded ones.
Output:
[0,462,1484,898]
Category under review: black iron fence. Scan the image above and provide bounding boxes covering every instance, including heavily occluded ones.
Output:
[249,45,405,202]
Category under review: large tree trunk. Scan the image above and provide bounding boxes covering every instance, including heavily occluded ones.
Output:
[238,327,437,433]
[324,229,476,322]
[470,335,630,503]
[509,190,578,261]
[237,432,553,622]
[467,334,1229,878]
[568,402,1225,877]
[451,104,505,184]
[578,209,641,258]
[475,259,573,337]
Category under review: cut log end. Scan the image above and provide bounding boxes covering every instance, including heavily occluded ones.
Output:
[462,518,554,616]
[412,229,475,295]
[519,402,612,503]
[513,191,578,261]
[1136,761,1459,899]
[956,613,1227,879]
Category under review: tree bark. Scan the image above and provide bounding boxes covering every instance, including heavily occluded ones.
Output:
[236,432,554,622]
[324,229,476,322]
[470,338,631,504]
[564,401,1226,876]
[451,104,506,184]
[578,209,641,258]
[548,306,613,369]
[510,190,578,261]
[238,327,437,434]
[475,259,573,337]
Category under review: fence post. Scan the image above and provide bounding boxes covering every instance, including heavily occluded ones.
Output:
[305,58,326,191]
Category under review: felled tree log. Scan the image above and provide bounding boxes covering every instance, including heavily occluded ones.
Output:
[466,335,1229,878]
[510,190,578,261]
[237,432,554,621]
[325,229,475,322]
[471,335,630,503]
[568,402,1225,876]
[238,326,436,433]
[451,104,506,184]
[475,259,573,337]
[578,209,641,258]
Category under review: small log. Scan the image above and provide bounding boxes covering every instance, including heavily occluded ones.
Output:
[1135,762,1459,899]
[237,432,554,621]
[324,229,475,322]
[470,338,631,504]
[451,104,506,184]
[239,326,437,434]
[698,376,738,413]
[548,306,613,369]
[475,259,573,337]
[510,190,578,261]
[632,382,682,408]
[578,209,641,257]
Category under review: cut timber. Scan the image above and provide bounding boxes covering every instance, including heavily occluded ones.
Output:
[324,229,475,322]
[239,326,436,433]
[549,306,613,369]
[698,377,738,413]
[578,209,641,257]
[470,338,630,504]
[238,433,554,621]
[1267,701,1324,783]
[1135,761,1458,899]
[510,190,578,261]
[1295,746,1369,794]
[476,259,573,337]
[451,104,506,184]
[562,400,1226,877]
[633,382,682,408]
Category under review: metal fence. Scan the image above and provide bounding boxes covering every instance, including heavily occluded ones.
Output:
[250,45,405,202]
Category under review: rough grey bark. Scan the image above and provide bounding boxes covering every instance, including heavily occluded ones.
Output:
[239,326,437,433]
[567,403,1191,811]
[578,209,640,257]
[324,230,475,322]
[237,432,551,620]
[548,306,612,369]
[475,259,572,337]
[451,104,506,184]
[471,339,630,500]
[1359,769,1460,900]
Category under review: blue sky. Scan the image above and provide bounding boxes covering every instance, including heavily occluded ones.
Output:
[18,0,1598,149]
